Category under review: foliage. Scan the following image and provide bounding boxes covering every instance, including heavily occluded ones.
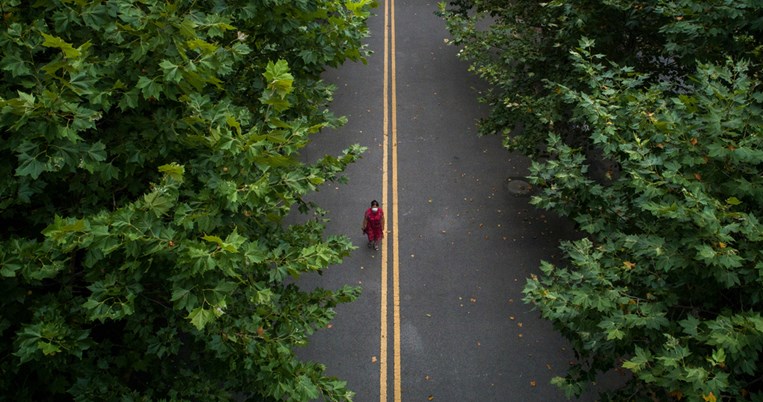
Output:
[0,0,374,400]
[439,0,762,155]
[525,50,763,401]
[441,0,763,400]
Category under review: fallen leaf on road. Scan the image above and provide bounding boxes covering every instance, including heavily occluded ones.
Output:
[517,322,523,328]
[518,333,523,338]
[428,396,434,401]
[530,380,537,388]
[425,375,431,381]
[509,316,515,320]
[470,298,477,303]
[371,356,377,363]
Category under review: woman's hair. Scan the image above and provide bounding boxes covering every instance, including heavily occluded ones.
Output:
[371,200,379,207]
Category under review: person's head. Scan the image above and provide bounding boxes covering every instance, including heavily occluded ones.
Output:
[371,200,379,212]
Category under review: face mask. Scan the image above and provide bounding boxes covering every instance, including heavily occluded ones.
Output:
[372,207,378,212]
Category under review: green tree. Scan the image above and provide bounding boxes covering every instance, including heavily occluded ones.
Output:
[441,0,763,400]
[0,0,374,400]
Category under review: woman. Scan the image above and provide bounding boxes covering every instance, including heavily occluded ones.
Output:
[362,200,385,250]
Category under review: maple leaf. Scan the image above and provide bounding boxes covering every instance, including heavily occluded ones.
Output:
[703,392,716,402]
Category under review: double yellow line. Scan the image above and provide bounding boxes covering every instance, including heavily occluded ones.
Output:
[380,0,401,400]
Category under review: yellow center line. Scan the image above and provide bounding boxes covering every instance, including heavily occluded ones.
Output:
[380,0,390,399]
[381,0,401,401]
[390,0,402,398]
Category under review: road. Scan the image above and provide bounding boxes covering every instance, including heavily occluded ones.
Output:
[298,1,613,401]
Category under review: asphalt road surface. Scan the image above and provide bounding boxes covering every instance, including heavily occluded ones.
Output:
[298,1,617,401]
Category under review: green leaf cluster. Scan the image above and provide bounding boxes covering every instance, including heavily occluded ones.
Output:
[442,0,763,400]
[0,0,373,400]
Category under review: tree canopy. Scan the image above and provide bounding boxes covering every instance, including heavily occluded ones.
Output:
[0,0,374,400]
[441,0,763,400]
